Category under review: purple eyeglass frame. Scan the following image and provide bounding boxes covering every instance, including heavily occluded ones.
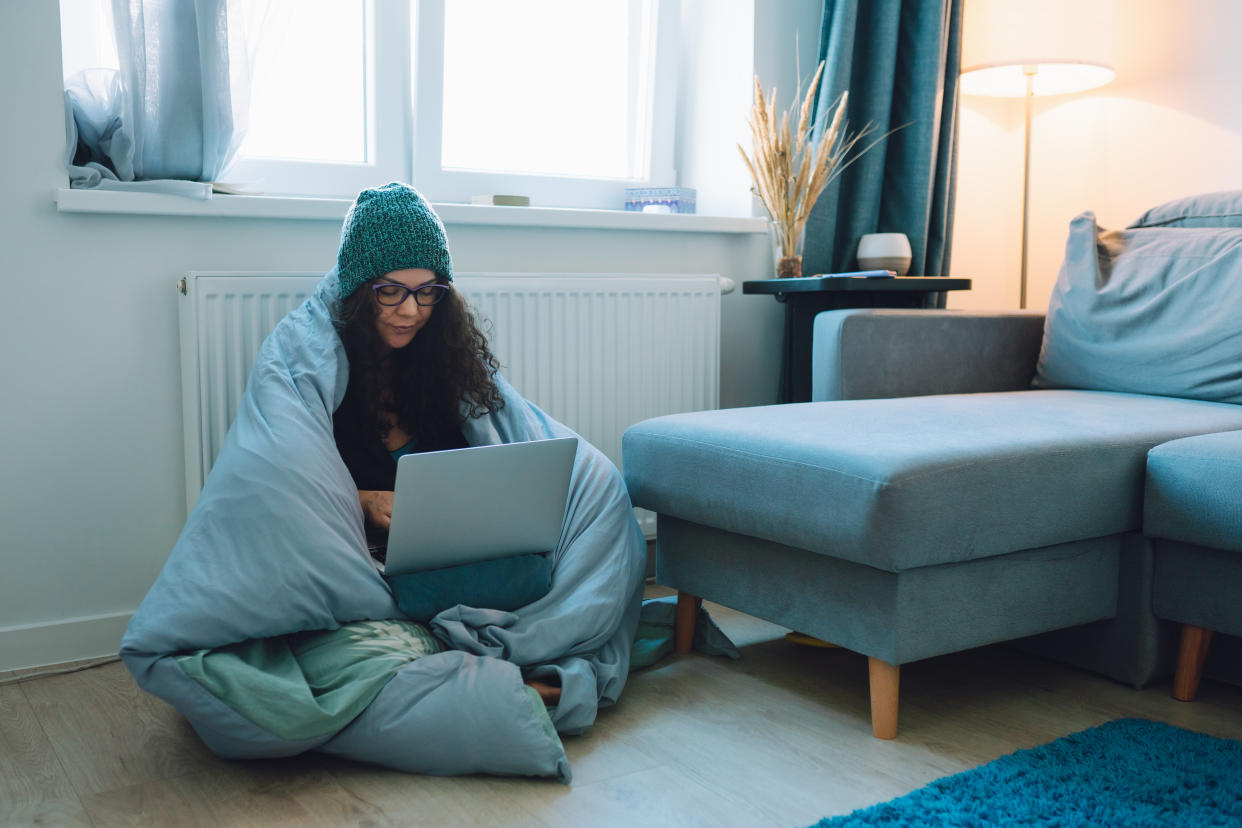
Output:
[371,282,450,307]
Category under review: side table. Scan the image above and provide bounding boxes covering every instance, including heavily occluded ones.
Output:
[743,275,972,403]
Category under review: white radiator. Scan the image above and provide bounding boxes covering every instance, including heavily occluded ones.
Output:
[178,271,728,534]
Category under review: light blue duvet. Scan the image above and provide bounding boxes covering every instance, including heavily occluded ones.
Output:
[121,271,647,783]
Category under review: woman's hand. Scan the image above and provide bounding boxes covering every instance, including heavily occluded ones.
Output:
[358,490,394,529]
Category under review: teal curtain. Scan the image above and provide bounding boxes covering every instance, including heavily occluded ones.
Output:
[803,0,963,282]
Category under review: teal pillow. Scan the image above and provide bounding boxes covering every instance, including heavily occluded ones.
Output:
[1128,190,1242,229]
[1033,212,1242,403]
[385,553,552,623]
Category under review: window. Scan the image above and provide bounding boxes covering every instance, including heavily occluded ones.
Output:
[224,0,412,197]
[418,0,677,208]
[442,2,652,178]
[60,0,679,208]
[59,0,117,80]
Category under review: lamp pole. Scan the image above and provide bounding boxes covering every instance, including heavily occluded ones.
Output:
[1019,65,1036,310]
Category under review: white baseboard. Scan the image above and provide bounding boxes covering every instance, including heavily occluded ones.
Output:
[0,611,132,673]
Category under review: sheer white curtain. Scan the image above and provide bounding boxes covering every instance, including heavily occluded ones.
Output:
[63,0,267,197]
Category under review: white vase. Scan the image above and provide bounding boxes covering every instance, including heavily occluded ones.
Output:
[857,233,912,276]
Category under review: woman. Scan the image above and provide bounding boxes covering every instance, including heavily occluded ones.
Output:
[330,182,503,539]
[330,182,561,705]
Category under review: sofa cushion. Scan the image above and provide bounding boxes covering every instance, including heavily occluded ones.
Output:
[1145,430,1242,552]
[1128,190,1242,229]
[622,390,1242,572]
[1033,213,1242,404]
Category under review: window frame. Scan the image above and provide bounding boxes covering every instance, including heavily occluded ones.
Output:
[411,0,678,209]
[229,0,678,206]
[222,0,412,197]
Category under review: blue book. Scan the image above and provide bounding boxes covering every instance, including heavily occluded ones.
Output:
[828,269,897,278]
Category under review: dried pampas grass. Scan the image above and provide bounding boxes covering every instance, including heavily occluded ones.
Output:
[739,62,879,277]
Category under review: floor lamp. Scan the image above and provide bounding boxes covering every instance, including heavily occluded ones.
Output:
[959,0,1116,309]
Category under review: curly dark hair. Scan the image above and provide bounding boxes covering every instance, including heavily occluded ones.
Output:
[334,280,504,447]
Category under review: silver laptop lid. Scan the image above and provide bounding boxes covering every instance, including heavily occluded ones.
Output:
[383,437,577,576]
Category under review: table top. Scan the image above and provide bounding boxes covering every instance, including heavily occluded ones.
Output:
[742,275,972,295]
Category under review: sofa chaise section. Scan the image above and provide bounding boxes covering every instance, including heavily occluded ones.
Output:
[623,375,1242,737]
[1145,430,1242,701]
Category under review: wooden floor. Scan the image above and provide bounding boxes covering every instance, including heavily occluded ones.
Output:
[5,585,1242,828]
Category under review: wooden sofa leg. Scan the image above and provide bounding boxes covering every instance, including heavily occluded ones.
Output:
[1172,625,1214,702]
[674,592,702,655]
[868,657,900,739]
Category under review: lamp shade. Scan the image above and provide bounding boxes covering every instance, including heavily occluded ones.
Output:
[961,0,1117,97]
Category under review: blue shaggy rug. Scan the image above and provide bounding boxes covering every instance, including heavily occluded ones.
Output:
[812,719,1242,827]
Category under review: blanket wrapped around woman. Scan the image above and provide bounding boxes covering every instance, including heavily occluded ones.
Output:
[121,271,647,783]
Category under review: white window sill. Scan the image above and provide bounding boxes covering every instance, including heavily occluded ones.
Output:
[54,188,768,234]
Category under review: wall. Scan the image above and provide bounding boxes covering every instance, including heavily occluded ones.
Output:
[0,0,818,670]
[678,0,822,217]
[950,0,1242,312]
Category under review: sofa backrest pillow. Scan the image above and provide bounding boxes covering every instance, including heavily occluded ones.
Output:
[1128,190,1242,229]
[1033,211,1242,403]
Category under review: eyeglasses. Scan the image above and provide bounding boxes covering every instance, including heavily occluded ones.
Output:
[371,281,451,307]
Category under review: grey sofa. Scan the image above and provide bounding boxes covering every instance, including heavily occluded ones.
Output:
[622,192,1242,738]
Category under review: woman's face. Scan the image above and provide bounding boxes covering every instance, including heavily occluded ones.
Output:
[372,268,438,350]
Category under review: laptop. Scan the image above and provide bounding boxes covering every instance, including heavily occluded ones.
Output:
[379,437,578,576]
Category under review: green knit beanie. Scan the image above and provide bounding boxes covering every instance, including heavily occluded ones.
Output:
[336,182,453,298]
